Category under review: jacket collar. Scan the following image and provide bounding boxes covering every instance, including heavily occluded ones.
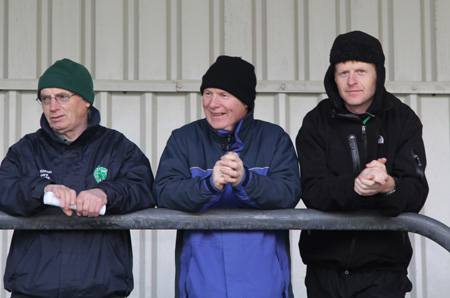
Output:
[207,110,254,153]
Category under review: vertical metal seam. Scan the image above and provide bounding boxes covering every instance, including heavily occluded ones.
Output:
[220,0,224,55]
[36,0,42,77]
[3,0,8,79]
[388,0,395,80]
[166,0,171,80]
[139,230,146,298]
[430,0,437,81]
[80,0,86,66]
[91,0,96,78]
[262,0,267,80]
[304,0,310,81]
[134,0,139,80]
[123,0,129,80]
[177,0,182,80]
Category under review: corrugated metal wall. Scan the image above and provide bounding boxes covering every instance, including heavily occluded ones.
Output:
[1,0,450,297]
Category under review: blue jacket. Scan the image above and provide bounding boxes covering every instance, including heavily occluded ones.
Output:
[0,107,155,298]
[154,112,301,298]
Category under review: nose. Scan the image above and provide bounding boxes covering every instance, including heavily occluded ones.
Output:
[347,72,357,85]
[209,93,221,108]
[49,97,60,111]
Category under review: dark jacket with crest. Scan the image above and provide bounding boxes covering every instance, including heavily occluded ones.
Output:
[0,107,155,298]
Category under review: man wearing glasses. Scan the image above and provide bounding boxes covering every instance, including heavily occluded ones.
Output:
[0,58,155,297]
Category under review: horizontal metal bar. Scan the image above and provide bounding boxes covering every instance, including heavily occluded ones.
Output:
[1,79,450,95]
[1,208,450,253]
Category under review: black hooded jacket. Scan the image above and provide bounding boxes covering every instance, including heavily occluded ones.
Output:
[295,64,428,272]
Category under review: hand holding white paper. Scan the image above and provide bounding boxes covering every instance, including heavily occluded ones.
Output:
[44,192,106,216]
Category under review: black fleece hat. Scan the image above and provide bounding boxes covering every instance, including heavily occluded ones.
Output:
[330,30,385,66]
[200,56,257,111]
[325,30,387,114]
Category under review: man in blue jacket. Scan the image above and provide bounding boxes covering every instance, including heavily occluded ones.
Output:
[0,58,155,298]
[296,31,428,297]
[153,55,302,298]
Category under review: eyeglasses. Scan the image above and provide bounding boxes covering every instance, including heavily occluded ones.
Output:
[36,93,77,105]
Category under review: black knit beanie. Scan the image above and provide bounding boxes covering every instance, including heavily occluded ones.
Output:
[200,56,257,111]
[38,58,95,105]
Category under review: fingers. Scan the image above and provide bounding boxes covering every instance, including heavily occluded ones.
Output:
[44,185,76,216]
[360,168,388,185]
[354,171,394,196]
[354,176,380,196]
[220,152,244,187]
[212,161,226,190]
[212,152,245,189]
[365,158,387,169]
[76,189,107,217]
[360,158,389,185]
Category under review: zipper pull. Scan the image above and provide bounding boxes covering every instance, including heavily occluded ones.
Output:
[361,115,370,142]
[413,152,423,167]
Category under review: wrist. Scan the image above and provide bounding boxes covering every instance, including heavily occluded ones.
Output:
[382,177,397,197]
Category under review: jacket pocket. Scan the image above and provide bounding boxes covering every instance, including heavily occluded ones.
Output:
[348,134,361,173]
[411,149,425,178]
[99,231,133,296]
[5,231,39,280]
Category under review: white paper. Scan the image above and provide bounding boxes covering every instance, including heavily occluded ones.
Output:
[44,192,106,216]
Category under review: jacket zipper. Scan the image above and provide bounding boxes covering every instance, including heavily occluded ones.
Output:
[361,116,371,158]
[346,119,370,272]
[345,237,357,273]
[361,124,367,155]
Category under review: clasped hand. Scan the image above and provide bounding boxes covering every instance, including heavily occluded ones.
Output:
[212,152,245,190]
[354,158,395,196]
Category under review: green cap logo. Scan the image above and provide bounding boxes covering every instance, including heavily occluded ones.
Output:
[93,166,108,183]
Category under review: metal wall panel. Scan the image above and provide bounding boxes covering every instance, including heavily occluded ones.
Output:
[1,0,450,297]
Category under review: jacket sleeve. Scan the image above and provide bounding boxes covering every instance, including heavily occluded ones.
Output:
[153,133,215,212]
[375,109,428,216]
[234,131,302,209]
[96,137,156,214]
[0,145,50,216]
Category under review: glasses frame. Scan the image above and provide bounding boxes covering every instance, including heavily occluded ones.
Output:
[36,93,77,105]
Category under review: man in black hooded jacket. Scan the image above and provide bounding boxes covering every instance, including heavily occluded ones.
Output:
[296,30,428,297]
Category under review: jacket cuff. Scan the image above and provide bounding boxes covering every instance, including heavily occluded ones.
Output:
[32,179,53,201]
[240,167,251,187]
[204,175,218,194]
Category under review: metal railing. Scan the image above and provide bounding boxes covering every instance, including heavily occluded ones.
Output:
[1,208,449,253]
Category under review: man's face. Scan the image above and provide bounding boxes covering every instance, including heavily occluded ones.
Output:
[202,88,248,132]
[334,61,377,114]
[40,88,91,141]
